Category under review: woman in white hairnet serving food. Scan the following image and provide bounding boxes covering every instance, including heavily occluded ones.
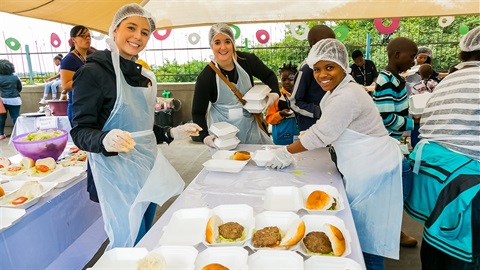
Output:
[266,39,404,270]
[70,3,200,249]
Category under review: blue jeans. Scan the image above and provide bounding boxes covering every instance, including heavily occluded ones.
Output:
[402,157,413,201]
[44,79,61,99]
[0,104,21,135]
[363,252,384,270]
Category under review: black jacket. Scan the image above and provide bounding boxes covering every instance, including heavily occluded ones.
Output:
[71,50,172,202]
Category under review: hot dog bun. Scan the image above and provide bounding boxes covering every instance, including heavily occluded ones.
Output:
[205,215,223,244]
[233,151,250,161]
[35,157,56,170]
[306,190,334,210]
[21,157,35,169]
[0,157,11,168]
[324,224,346,256]
[201,263,229,270]
[280,218,305,247]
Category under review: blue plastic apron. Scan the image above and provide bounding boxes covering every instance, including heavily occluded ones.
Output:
[89,47,184,249]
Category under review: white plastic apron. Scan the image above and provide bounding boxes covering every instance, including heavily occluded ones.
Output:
[89,48,184,249]
[320,90,404,259]
[208,60,271,144]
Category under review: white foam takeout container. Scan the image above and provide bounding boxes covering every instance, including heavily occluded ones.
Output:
[202,159,248,173]
[409,92,433,116]
[298,215,352,258]
[263,185,345,214]
[304,256,363,270]
[212,150,251,161]
[0,208,26,232]
[243,98,268,113]
[195,247,249,270]
[249,211,302,251]
[91,248,148,269]
[243,85,271,101]
[247,250,303,270]
[209,121,239,139]
[203,204,254,247]
[213,137,240,150]
[0,181,57,209]
[150,246,198,270]
[251,149,275,166]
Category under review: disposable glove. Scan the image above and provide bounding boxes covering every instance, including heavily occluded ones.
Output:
[203,134,218,149]
[266,93,280,108]
[170,123,202,140]
[266,146,294,169]
[102,129,136,152]
[59,93,68,100]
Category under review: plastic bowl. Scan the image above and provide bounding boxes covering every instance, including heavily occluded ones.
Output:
[12,129,68,161]
[47,100,68,116]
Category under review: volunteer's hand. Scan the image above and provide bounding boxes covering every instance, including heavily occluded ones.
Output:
[102,129,136,152]
[170,123,203,139]
[279,109,292,118]
[59,93,67,100]
[203,134,218,149]
[266,146,294,169]
[266,93,280,108]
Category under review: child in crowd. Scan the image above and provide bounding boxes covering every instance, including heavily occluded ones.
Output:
[411,64,438,95]
[266,63,299,145]
[373,37,419,249]
[40,54,63,104]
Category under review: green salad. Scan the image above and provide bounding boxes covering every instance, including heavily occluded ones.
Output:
[20,130,65,142]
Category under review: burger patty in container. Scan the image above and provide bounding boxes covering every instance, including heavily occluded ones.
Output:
[303,231,333,254]
[252,226,282,247]
[219,222,244,239]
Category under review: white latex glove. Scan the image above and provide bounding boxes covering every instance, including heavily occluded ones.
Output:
[170,123,202,140]
[203,134,218,149]
[266,146,294,169]
[102,129,136,152]
[266,93,280,108]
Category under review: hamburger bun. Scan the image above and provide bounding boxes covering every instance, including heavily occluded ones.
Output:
[35,157,56,170]
[205,215,223,244]
[136,252,166,270]
[201,263,229,270]
[0,157,11,168]
[233,151,250,161]
[0,186,5,197]
[306,190,334,210]
[279,219,305,247]
[21,157,35,169]
[324,224,346,256]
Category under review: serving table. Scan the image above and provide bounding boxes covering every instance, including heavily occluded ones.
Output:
[136,145,366,268]
[11,115,72,142]
[0,174,107,270]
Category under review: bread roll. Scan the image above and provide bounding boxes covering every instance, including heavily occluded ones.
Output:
[201,263,229,270]
[0,157,11,168]
[35,157,56,170]
[324,224,346,256]
[205,215,223,244]
[21,157,35,169]
[17,181,44,199]
[279,219,305,247]
[0,186,5,197]
[233,151,250,160]
[305,190,334,210]
[136,252,166,270]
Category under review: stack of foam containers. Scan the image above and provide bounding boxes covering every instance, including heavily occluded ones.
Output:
[243,85,271,113]
[210,121,240,150]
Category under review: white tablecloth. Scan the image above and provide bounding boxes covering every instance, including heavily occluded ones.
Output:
[11,115,72,142]
[136,145,366,268]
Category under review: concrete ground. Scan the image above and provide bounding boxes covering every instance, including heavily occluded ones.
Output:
[0,126,424,269]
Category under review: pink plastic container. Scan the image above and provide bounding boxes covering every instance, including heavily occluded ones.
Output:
[12,129,68,161]
[47,100,68,116]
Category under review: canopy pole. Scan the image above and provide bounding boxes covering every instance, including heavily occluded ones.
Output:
[25,44,35,85]
[365,34,371,60]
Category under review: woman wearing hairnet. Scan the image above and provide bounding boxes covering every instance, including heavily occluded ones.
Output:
[266,39,404,270]
[70,4,200,249]
[192,23,280,147]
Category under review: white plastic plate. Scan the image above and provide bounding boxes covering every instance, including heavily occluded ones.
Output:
[195,247,249,270]
[250,211,302,250]
[298,215,352,257]
[304,256,363,270]
[251,150,275,166]
[203,159,247,173]
[0,181,57,209]
[150,246,197,270]
[11,165,63,182]
[1,181,25,194]
[248,250,303,269]
[40,166,85,188]
[91,248,148,269]
[0,208,26,232]
[159,207,211,246]
[209,122,239,138]
[409,92,433,116]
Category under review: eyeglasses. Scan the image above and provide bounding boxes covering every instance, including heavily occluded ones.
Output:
[76,34,91,39]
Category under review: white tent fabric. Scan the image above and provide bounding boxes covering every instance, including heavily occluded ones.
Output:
[0,0,479,33]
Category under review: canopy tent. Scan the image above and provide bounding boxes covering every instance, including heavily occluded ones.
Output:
[0,0,479,33]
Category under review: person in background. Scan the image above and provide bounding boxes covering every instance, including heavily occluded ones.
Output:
[70,3,200,249]
[40,54,63,104]
[266,63,299,145]
[411,64,438,95]
[0,59,22,140]
[373,37,419,248]
[60,25,91,123]
[266,39,404,270]
[290,25,335,132]
[350,50,378,86]
[192,23,279,147]
[405,26,480,270]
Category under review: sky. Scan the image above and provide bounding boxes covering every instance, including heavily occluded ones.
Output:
[0,12,290,75]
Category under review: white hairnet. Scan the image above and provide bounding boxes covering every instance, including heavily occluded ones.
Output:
[460,26,480,52]
[108,3,156,38]
[306,38,350,73]
[417,46,432,57]
[209,23,236,50]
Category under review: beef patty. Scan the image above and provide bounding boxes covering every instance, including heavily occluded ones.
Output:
[252,226,281,247]
[303,231,333,254]
[218,222,244,240]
